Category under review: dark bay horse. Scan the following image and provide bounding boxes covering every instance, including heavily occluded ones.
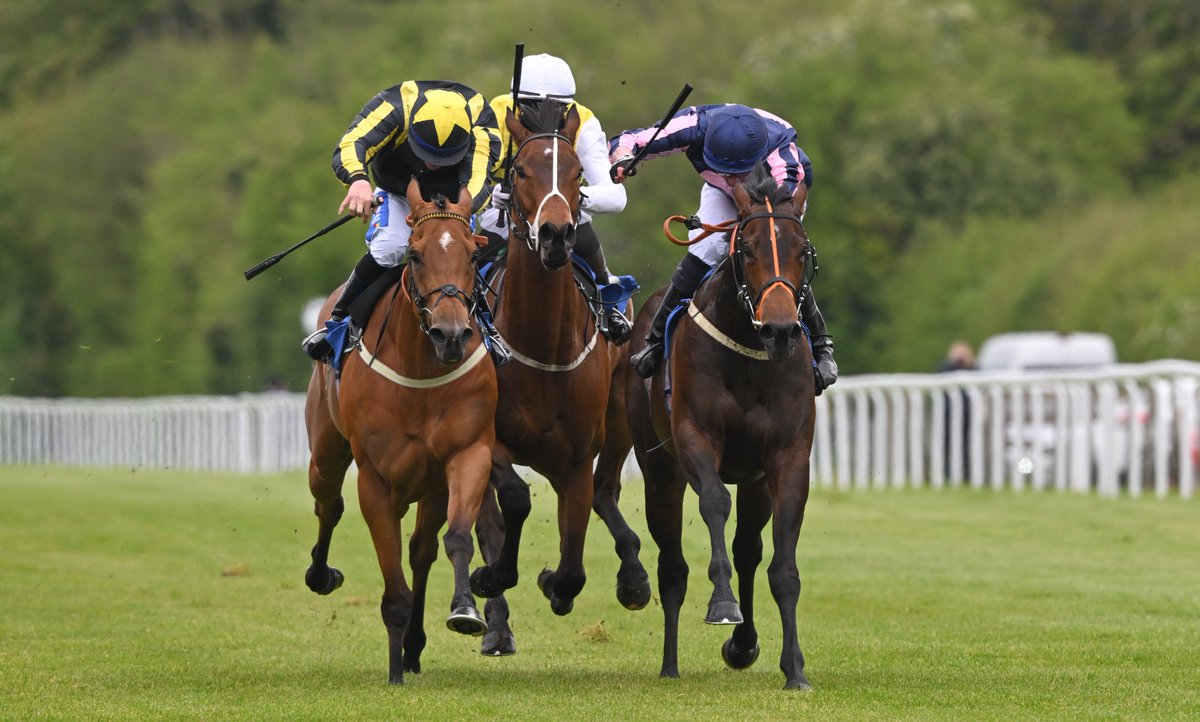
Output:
[469,101,650,629]
[615,164,818,689]
[303,179,497,685]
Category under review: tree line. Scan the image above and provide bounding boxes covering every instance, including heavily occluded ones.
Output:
[1,0,1196,396]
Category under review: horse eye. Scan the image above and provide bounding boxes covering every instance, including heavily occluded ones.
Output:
[514,163,527,179]
[741,244,756,259]
[407,251,422,266]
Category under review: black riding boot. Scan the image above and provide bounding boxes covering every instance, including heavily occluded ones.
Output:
[630,254,710,378]
[575,223,632,345]
[801,289,838,395]
[302,252,387,362]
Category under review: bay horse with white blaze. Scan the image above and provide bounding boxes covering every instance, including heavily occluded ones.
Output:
[614,163,818,689]
[303,179,497,685]
[468,101,650,632]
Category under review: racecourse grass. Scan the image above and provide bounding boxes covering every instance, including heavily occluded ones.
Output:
[1,466,1198,721]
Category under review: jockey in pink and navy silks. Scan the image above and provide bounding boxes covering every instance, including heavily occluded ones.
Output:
[609,103,837,392]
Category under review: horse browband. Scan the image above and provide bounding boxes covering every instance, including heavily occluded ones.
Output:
[411,211,471,231]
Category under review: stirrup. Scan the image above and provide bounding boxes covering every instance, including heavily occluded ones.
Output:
[302,328,333,362]
[483,331,512,368]
[602,308,633,346]
[631,340,663,378]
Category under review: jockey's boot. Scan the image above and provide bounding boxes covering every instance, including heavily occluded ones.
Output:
[801,289,838,395]
[302,253,387,362]
[630,281,689,378]
[576,226,632,345]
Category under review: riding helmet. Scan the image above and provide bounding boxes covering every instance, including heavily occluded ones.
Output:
[407,88,473,166]
[702,104,769,175]
[513,53,576,101]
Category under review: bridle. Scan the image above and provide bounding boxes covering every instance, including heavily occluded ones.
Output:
[663,199,815,329]
[505,131,580,251]
[729,199,814,328]
[400,210,479,335]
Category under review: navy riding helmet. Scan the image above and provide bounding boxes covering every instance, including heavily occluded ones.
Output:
[702,104,769,175]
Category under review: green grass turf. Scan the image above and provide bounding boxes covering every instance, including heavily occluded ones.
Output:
[1,465,1197,720]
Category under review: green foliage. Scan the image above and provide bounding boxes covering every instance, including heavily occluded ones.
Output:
[0,0,1193,395]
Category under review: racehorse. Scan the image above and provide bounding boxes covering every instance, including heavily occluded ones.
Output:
[468,100,650,632]
[615,163,818,689]
[302,179,497,685]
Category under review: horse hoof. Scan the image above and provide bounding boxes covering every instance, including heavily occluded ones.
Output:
[470,567,500,598]
[549,595,574,616]
[402,656,421,674]
[616,574,652,611]
[704,600,743,625]
[446,606,487,637]
[536,567,553,595]
[305,565,344,595]
[721,636,760,669]
[785,675,813,691]
[481,630,516,657]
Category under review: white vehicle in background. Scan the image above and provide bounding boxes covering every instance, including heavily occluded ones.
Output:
[977,331,1145,486]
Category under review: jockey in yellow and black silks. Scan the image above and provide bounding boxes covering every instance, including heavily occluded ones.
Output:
[303,80,501,363]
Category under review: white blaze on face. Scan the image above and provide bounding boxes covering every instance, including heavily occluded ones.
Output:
[438,230,454,252]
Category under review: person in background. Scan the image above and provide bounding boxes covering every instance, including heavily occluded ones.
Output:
[302,80,501,362]
[478,53,633,344]
[609,102,837,391]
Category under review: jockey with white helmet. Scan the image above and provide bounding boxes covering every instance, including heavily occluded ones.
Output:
[479,53,633,344]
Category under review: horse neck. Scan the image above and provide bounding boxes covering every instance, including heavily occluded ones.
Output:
[367,287,445,377]
[695,262,758,344]
[498,240,586,351]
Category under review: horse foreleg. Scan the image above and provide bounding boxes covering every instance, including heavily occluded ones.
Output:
[357,464,413,685]
[639,444,688,679]
[536,464,593,616]
[723,480,771,671]
[469,445,529,598]
[768,459,812,690]
[475,487,516,656]
[593,392,651,610]
[304,402,352,596]
[403,492,447,674]
[443,442,491,637]
[676,425,740,625]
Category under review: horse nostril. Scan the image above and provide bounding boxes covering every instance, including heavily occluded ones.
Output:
[428,328,447,345]
[461,327,474,343]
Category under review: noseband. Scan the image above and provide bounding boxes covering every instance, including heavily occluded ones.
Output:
[506,131,580,251]
[402,210,478,335]
[728,200,814,329]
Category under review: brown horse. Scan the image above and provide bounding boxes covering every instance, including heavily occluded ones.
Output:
[468,101,650,629]
[303,179,497,685]
[613,164,818,689]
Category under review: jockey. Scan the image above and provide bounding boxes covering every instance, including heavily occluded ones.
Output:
[302,80,501,362]
[609,103,838,392]
[477,53,633,345]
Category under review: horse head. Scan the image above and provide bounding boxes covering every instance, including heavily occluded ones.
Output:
[403,178,488,364]
[729,165,812,362]
[506,100,583,270]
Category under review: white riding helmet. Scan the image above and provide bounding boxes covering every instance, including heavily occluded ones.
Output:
[513,53,576,101]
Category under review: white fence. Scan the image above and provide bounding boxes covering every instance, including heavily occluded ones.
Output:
[2,360,1198,498]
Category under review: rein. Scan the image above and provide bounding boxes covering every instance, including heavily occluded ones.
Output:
[662,200,814,329]
[506,131,579,250]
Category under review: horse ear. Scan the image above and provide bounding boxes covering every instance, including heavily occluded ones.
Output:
[472,233,490,251]
[792,183,808,211]
[731,178,753,217]
[405,177,425,211]
[505,108,527,144]
[456,185,473,211]
[562,104,581,143]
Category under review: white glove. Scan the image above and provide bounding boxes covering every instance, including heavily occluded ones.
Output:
[490,183,511,209]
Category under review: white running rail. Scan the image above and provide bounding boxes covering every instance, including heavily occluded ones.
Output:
[2,360,1197,498]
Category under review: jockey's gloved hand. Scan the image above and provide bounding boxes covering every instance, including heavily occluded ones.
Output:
[490,183,511,209]
[609,154,637,182]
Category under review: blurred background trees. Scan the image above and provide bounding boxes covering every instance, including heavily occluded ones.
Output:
[1,0,1196,396]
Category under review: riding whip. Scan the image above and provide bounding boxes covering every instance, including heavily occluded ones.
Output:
[243,197,381,281]
[610,83,694,181]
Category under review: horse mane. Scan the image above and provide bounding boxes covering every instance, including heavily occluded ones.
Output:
[741,163,794,208]
[516,98,565,133]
